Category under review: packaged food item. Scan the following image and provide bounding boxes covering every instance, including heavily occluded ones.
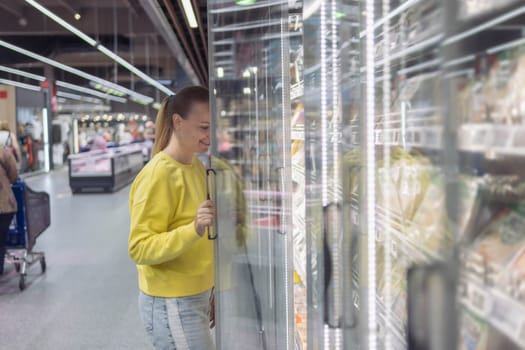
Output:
[458,310,489,350]
[458,0,521,21]
[408,169,452,254]
[500,246,525,302]
[467,210,525,286]
[457,176,483,241]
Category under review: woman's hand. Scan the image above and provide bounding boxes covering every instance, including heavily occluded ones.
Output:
[194,200,215,236]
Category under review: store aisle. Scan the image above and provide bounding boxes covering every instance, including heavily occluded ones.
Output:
[0,169,152,350]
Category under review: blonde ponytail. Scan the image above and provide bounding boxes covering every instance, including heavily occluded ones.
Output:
[152,86,209,156]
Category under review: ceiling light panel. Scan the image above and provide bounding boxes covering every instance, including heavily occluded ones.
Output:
[24,0,174,97]
[181,0,199,28]
[0,65,45,81]
[0,39,150,103]
[56,80,126,103]
[24,0,97,46]
[0,78,41,91]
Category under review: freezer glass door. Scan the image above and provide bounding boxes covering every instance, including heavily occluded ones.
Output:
[207,1,294,349]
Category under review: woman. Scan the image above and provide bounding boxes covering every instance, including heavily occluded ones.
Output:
[128,86,215,350]
[0,144,18,274]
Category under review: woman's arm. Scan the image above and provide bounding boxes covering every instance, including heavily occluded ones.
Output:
[128,167,201,266]
[1,147,18,184]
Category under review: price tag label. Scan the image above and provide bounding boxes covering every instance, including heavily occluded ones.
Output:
[464,282,489,316]
[352,211,359,226]
[489,292,524,344]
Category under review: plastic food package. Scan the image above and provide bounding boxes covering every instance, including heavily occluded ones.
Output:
[457,177,483,241]
[500,246,525,302]
[467,210,525,287]
[458,311,489,350]
[407,170,452,255]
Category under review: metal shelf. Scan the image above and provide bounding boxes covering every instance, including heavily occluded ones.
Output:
[461,273,525,348]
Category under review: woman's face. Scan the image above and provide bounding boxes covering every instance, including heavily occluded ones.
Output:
[174,102,211,154]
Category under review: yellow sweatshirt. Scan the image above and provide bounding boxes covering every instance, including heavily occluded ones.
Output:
[128,152,213,297]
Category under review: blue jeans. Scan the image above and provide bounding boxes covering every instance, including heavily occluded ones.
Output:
[139,290,214,350]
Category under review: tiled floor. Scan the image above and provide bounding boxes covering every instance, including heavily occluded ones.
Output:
[0,168,152,350]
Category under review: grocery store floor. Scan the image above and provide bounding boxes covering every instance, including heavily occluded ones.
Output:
[0,168,152,350]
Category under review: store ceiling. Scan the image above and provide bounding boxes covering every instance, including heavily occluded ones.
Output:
[0,0,210,107]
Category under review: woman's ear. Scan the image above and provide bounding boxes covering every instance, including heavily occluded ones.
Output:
[172,113,183,131]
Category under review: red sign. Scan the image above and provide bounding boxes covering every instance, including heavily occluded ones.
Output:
[51,82,58,112]
[0,91,7,99]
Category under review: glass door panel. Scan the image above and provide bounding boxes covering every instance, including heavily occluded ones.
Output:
[207,1,294,349]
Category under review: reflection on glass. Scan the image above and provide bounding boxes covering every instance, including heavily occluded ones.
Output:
[208,0,294,349]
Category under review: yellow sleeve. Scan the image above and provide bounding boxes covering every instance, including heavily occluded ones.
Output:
[128,165,201,266]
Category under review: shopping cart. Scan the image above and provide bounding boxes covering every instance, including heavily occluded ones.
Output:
[5,179,50,291]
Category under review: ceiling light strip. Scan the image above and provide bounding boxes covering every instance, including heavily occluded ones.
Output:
[181,0,198,28]
[25,0,97,46]
[24,0,174,96]
[0,65,46,81]
[56,80,126,103]
[210,0,287,14]
[487,36,525,54]
[57,91,102,104]
[97,45,174,95]
[0,39,150,103]
[0,78,41,91]
[211,19,283,32]
[443,6,525,46]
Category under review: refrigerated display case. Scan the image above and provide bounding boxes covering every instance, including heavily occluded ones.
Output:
[208,0,525,349]
[300,0,525,349]
[207,1,296,349]
[444,2,525,349]
[68,144,144,193]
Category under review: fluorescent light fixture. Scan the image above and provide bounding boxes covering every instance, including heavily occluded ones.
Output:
[25,0,97,46]
[97,45,174,96]
[217,67,224,78]
[211,19,282,32]
[181,0,198,28]
[215,60,234,66]
[56,91,83,100]
[236,0,257,5]
[90,82,126,97]
[397,59,441,75]
[60,104,111,113]
[0,78,41,91]
[0,65,45,81]
[42,108,50,171]
[213,39,235,45]
[365,0,377,348]
[0,39,151,103]
[214,51,233,57]
[487,37,525,54]
[443,54,476,68]
[56,80,126,103]
[24,0,174,97]
[131,96,151,106]
[444,6,525,46]
[57,91,102,104]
